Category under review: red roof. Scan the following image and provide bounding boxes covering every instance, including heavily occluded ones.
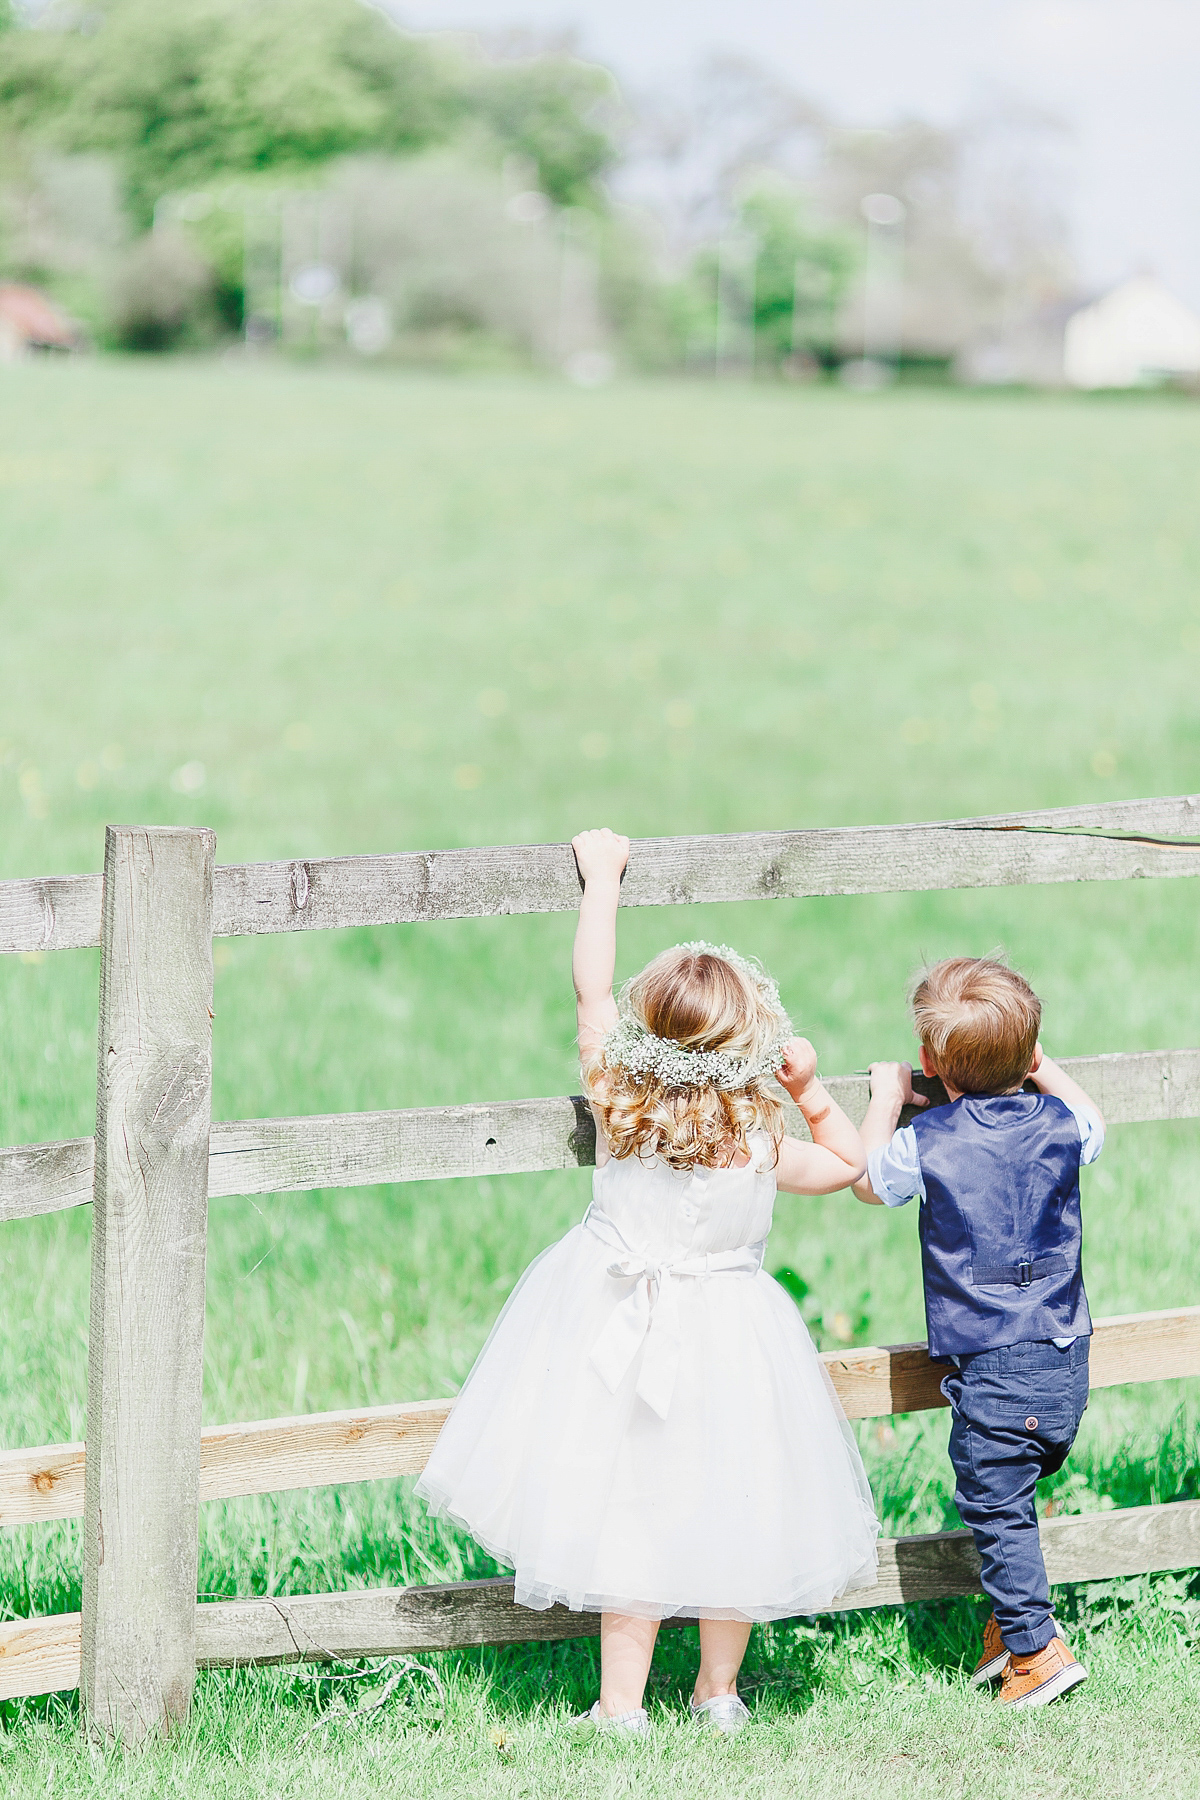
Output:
[0,284,77,348]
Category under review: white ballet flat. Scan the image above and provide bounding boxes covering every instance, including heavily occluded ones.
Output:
[690,1693,750,1734]
[575,1700,650,1736]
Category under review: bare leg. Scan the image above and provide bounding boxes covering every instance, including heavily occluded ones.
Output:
[693,1619,752,1705]
[599,1612,661,1715]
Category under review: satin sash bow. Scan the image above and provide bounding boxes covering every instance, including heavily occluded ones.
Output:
[583,1202,765,1419]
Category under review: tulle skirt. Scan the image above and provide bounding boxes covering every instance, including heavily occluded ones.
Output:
[416,1219,881,1621]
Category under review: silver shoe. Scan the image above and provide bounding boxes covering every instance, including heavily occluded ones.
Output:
[574,1700,650,1736]
[690,1693,750,1735]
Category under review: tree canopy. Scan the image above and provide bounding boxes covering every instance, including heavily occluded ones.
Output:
[0,0,617,221]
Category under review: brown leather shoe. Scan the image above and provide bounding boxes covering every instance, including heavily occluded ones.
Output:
[998,1635,1087,1708]
[972,1614,1065,1686]
[971,1613,1009,1686]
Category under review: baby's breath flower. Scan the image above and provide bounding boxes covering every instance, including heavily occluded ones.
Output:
[601,941,792,1092]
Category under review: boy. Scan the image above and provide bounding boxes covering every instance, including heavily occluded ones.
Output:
[853,957,1104,1707]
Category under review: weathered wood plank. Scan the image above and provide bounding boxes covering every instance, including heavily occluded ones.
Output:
[191,1400,452,1508]
[156,1046,1200,1198]
[205,1096,596,1198]
[0,1440,86,1525]
[0,1136,94,1222]
[1061,1046,1200,1125]
[1087,1304,1200,1388]
[0,1613,83,1702]
[0,1402,455,1529]
[81,827,215,1745]
[829,1494,1200,1610]
[120,1045,1200,1197]
[210,796,1200,937]
[168,1496,1200,1642]
[4,1309,1196,1528]
[4,1497,1200,1697]
[2,1046,1199,1221]
[823,1305,1200,1418]
[4,797,1200,954]
[0,872,102,955]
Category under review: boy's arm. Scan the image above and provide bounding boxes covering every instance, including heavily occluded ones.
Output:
[1028,1047,1105,1128]
[571,828,629,1056]
[851,1062,926,1204]
[774,1039,867,1193]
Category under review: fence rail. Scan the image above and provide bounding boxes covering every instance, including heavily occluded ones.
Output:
[4,1046,1200,1224]
[3,795,1200,957]
[4,1497,1200,1704]
[1,806,1198,1738]
[2,1307,1197,1531]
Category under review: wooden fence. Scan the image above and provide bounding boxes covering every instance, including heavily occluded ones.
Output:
[1,796,1200,1742]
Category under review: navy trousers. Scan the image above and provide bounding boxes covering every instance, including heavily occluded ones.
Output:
[940,1337,1090,1656]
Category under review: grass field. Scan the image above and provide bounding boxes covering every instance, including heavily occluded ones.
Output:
[1,359,1200,1795]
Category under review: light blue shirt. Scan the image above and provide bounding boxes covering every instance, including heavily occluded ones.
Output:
[867,1099,1105,1353]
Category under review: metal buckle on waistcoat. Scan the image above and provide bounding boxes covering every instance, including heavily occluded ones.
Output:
[1017,1259,1034,1288]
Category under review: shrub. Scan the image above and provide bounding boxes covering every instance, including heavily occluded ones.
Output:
[105,227,216,351]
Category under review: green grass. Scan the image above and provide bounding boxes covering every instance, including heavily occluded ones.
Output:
[2,360,1200,1794]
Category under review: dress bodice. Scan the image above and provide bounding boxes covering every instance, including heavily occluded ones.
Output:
[590,1135,778,1260]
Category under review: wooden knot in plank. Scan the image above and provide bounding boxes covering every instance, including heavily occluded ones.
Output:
[289,863,309,912]
[124,1046,213,1151]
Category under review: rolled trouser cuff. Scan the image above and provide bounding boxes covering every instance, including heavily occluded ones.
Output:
[1001,1617,1059,1657]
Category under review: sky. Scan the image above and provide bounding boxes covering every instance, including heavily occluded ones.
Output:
[395,0,1200,306]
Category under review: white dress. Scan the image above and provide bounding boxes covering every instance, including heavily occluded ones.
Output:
[416,1136,880,1621]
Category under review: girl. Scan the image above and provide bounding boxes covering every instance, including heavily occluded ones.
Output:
[416,828,880,1732]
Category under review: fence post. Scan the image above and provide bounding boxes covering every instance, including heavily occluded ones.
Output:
[81,826,215,1744]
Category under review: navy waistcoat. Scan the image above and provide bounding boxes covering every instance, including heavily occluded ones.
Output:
[910,1092,1091,1358]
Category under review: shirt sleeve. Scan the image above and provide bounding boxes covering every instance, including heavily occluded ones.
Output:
[867,1125,925,1207]
[1066,1101,1105,1166]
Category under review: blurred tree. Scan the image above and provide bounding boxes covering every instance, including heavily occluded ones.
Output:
[739,180,856,367]
[467,54,617,207]
[0,9,73,143]
[0,1,618,226]
[816,122,993,361]
[0,0,462,223]
[814,104,1073,366]
[616,55,827,257]
[683,181,856,373]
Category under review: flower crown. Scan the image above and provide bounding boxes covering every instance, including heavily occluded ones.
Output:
[601,942,793,1092]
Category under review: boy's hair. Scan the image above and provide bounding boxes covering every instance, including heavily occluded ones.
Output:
[584,946,785,1171]
[910,957,1041,1096]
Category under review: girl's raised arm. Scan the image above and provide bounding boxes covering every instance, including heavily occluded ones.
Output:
[772,1038,868,1194]
[571,828,630,1059]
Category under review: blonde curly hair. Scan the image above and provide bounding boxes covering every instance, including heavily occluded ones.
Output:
[583,945,788,1172]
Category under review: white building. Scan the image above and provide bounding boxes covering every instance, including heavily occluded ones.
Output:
[1064,275,1200,390]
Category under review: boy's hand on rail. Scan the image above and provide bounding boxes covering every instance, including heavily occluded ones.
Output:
[851,1063,926,1206]
[571,829,630,887]
[867,1061,927,1112]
